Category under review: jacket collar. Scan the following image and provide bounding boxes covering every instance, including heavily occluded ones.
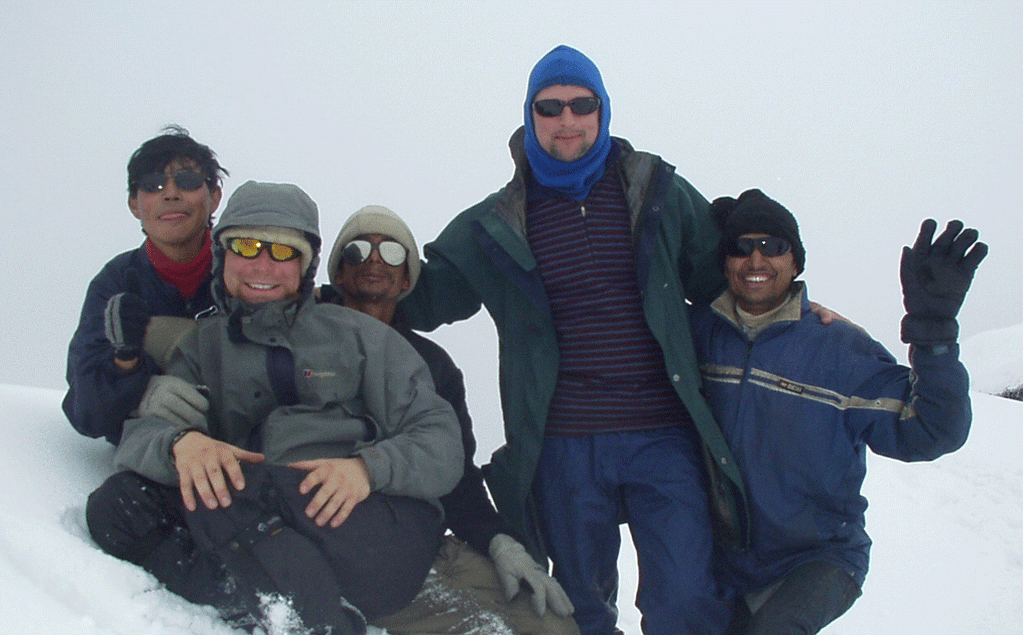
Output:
[711,281,807,341]
[224,294,307,347]
[500,127,655,234]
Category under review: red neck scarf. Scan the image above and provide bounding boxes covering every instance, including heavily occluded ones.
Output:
[145,230,213,299]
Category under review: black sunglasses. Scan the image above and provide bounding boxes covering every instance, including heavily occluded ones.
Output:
[343,240,408,267]
[726,236,793,258]
[532,96,601,118]
[137,170,207,194]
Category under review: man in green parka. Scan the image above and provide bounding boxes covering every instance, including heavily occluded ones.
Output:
[399,45,747,635]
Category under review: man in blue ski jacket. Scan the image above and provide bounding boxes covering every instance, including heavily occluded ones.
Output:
[63,126,227,444]
[689,189,987,634]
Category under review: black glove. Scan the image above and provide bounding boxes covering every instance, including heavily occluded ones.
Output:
[318,283,344,305]
[104,268,150,361]
[900,219,988,346]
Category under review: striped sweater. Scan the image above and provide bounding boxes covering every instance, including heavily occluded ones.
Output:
[526,165,691,435]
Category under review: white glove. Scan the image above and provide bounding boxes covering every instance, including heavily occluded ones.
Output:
[138,375,209,429]
[489,533,575,618]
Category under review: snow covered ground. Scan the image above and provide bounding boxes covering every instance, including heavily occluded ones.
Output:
[1,327,1019,635]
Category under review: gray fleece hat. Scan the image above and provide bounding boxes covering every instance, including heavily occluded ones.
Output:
[213,180,321,277]
[327,205,420,299]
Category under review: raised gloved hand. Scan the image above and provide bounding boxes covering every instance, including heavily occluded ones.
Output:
[138,375,209,428]
[489,533,574,618]
[900,219,988,346]
[104,269,150,361]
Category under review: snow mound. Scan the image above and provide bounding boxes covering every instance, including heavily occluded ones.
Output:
[1,324,1020,634]
[962,324,1023,397]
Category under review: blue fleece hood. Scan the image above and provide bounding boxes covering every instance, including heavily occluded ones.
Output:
[523,45,612,200]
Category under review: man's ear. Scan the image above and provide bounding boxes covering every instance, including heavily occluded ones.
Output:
[128,194,141,220]
[209,186,223,211]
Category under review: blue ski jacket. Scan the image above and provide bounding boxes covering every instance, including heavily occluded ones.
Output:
[690,283,972,591]
[63,244,215,444]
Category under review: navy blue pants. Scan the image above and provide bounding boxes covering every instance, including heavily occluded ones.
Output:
[533,427,733,635]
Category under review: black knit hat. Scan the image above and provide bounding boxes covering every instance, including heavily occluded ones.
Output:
[711,188,805,274]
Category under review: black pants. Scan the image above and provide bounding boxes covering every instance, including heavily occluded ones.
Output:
[726,560,863,635]
[86,464,441,630]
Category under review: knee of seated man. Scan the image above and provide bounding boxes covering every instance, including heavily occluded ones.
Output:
[748,561,862,634]
[374,537,582,635]
[86,471,182,561]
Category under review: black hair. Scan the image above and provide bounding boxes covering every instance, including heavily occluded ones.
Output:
[127,125,228,196]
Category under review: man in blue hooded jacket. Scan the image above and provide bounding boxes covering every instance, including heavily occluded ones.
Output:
[691,189,986,634]
[399,45,742,635]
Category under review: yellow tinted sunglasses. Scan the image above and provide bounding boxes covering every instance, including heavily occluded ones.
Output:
[227,237,301,262]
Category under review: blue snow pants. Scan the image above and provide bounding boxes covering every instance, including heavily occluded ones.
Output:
[533,426,733,635]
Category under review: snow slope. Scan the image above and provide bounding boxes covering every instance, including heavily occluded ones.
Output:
[1,330,1020,635]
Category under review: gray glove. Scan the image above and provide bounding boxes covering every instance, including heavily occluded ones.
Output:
[489,533,575,618]
[137,375,209,429]
[104,269,149,362]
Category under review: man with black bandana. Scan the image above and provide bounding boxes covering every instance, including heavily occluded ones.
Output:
[399,45,744,635]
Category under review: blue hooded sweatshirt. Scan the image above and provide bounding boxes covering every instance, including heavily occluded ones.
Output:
[523,45,612,200]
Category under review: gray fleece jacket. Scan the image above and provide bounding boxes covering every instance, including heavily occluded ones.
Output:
[114,180,463,505]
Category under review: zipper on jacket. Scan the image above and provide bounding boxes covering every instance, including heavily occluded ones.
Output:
[731,339,757,429]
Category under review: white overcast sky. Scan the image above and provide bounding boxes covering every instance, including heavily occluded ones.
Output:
[1,1,1020,416]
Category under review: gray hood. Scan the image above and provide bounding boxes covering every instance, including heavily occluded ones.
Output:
[211,180,322,311]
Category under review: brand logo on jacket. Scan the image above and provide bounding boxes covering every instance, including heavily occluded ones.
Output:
[304,369,337,379]
[777,379,805,394]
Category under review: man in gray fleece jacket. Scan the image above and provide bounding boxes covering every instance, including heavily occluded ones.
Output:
[85,180,463,635]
